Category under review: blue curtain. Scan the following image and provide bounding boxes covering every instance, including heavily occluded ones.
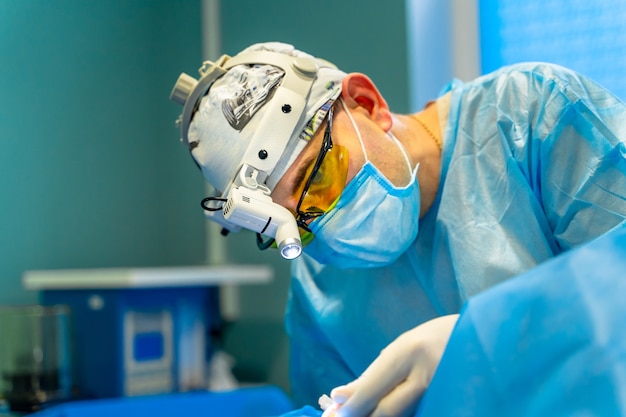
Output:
[479,0,626,100]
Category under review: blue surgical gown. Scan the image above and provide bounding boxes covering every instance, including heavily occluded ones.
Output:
[285,63,626,406]
[417,223,626,416]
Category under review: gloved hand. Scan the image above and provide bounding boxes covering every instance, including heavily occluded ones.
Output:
[328,314,459,417]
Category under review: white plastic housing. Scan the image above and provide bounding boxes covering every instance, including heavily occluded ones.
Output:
[222,187,302,259]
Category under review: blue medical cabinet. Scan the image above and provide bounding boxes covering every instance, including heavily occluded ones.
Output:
[23,266,272,400]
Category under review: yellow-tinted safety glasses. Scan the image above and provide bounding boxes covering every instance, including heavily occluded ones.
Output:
[294,105,349,244]
[258,104,348,252]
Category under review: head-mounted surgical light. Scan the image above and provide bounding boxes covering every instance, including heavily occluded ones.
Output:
[170,50,336,259]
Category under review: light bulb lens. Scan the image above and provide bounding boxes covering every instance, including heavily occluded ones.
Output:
[279,238,302,259]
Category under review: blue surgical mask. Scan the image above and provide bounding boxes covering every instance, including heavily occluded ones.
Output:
[304,99,421,268]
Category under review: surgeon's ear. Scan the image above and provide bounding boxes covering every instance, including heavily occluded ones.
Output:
[340,73,392,132]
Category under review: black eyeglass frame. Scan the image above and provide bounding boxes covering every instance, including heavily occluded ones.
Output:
[294,105,336,232]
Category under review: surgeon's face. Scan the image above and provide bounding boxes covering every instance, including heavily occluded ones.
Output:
[271,101,413,225]
[272,105,353,222]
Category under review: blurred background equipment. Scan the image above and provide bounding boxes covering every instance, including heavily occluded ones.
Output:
[0,305,72,412]
[22,266,272,401]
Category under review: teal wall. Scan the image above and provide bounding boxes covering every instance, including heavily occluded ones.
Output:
[220,1,410,112]
[217,0,410,396]
[0,1,206,305]
[0,0,411,398]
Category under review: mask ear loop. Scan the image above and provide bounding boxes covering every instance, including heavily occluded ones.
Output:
[339,98,369,161]
[387,130,415,177]
[339,98,414,179]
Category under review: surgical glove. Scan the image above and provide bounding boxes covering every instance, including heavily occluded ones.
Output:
[319,394,341,417]
[331,314,459,417]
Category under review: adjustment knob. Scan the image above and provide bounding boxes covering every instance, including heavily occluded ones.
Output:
[169,73,198,105]
[292,57,318,78]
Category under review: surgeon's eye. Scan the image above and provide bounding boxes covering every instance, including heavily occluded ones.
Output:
[311,168,325,186]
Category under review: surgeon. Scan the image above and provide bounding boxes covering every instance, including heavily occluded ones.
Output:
[169,42,626,417]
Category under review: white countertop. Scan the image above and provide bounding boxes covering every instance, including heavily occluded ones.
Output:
[23,265,273,290]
